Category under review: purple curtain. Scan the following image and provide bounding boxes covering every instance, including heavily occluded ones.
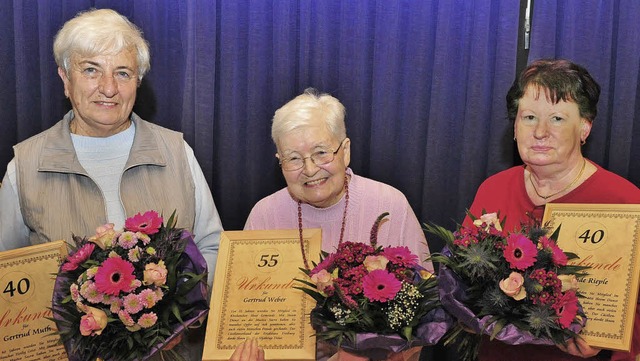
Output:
[1,0,519,249]
[528,0,640,182]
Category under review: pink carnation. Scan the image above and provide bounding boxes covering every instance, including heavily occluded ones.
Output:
[118,231,139,249]
[118,310,136,327]
[139,288,161,308]
[123,293,144,314]
[137,312,158,328]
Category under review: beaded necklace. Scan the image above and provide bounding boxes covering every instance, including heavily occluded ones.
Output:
[298,174,349,270]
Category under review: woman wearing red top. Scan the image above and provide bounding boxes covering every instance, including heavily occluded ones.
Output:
[466,59,640,361]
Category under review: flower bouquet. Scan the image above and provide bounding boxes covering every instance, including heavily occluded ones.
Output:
[51,210,209,361]
[295,213,451,360]
[425,212,590,361]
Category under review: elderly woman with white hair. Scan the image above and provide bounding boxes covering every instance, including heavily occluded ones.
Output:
[0,8,222,360]
[245,88,432,361]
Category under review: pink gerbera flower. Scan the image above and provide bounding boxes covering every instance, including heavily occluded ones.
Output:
[382,246,419,267]
[554,290,579,328]
[94,257,136,296]
[62,243,96,271]
[362,269,402,302]
[539,236,568,266]
[503,234,538,270]
[125,211,163,235]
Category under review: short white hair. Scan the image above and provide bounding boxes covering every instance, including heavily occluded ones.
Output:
[53,8,150,80]
[271,88,346,146]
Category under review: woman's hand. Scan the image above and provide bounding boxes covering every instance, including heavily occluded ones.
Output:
[557,337,601,358]
[230,338,265,361]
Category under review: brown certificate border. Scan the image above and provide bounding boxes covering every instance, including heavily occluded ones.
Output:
[543,203,640,351]
[202,229,321,361]
[0,240,69,360]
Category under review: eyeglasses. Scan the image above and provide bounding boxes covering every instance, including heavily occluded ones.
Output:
[279,139,346,171]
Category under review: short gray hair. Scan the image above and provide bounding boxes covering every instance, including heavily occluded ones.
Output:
[53,8,150,80]
[271,88,346,146]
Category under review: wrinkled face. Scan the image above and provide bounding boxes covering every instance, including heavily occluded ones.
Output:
[59,48,139,137]
[514,86,591,169]
[276,122,350,208]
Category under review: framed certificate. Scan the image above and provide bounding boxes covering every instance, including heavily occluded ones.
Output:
[542,203,640,351]
[202,229,322,361]
[0,241,69,360]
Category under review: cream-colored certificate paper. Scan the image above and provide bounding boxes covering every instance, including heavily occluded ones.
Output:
[0,241,68,360]
[202,229,321,361]
[543,203,640,351]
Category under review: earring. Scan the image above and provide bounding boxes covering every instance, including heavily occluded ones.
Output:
[581,139,586,146]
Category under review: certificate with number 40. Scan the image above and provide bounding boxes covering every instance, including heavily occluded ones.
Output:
[0,241,68,360]
[543,203,640,352]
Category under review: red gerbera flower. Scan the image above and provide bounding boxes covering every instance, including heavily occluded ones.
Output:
[94,257,136,295]
[382,246,419,267]
[62,243,96,271]
[362,269,402,302]
[503,234,538,270]
[554,290,579,328]
[125,211,163,235]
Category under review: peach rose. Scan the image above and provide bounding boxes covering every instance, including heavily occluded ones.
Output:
[558,274,580,292]
[88,223,120,250]
[310,269,334,292]
[473,212,502,232]
[363,255,389,272]
[143,260,168,286]
[79,306,108,336]
[499,272,526,300]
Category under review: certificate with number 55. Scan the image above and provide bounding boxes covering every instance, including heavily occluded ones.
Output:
[203,229,321,361]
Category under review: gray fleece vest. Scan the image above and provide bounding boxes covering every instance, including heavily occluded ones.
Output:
[14,111,196,245]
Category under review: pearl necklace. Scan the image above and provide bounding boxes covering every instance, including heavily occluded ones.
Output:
[528,159,586,201]
[298,175,349,270]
